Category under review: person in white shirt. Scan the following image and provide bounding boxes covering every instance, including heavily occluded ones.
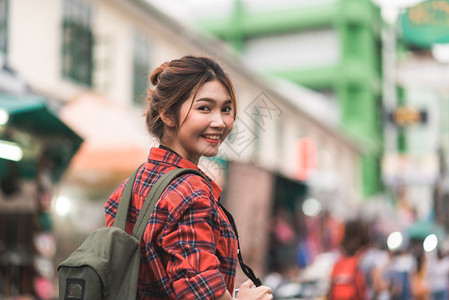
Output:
[426,248,449,300]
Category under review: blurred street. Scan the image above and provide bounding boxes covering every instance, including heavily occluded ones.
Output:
[1,0,449,299]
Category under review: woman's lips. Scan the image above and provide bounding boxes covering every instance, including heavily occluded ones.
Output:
[201,134,221,143]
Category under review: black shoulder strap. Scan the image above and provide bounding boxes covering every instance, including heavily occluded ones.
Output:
[218,202,262,287]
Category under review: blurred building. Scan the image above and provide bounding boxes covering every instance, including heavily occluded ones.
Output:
[178,0,449,244]
[1,1,83,298]
[188,0,384,198]
[0,0,368,297]
[383,0,449,232]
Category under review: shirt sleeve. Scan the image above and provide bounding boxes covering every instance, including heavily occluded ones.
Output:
[104,181,125,227]
[159,176,227,300]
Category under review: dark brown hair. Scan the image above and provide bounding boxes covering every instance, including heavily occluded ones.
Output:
[145,55,237,140]
[340,219,370,256]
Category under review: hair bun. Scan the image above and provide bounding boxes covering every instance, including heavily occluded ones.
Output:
[150,61,169,86]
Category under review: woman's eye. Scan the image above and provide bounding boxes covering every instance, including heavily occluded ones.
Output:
[198,106,211,111]
[223,107,232,114]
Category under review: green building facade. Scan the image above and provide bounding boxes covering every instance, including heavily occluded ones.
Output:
[197,0,383,197]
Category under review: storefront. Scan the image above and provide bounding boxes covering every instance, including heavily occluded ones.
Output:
[0,87,82,298]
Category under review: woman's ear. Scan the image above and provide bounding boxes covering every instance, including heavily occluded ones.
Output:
[160,112,176,128]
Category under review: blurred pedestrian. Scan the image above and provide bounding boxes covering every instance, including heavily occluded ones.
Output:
[427,248,449,300]
[270,207,298,276]
[358,229,390,299]
[388,247,416,300]
[104,56,273,300]
[328,219,370,300]
[372,250,393,300]
[412,250,429,300]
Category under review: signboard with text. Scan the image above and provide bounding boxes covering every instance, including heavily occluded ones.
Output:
[387,106,428,127]
[401,0,449,48]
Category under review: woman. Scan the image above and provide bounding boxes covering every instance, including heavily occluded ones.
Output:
[105,56,273,300]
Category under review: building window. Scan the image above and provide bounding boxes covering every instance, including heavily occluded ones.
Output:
[61,0,93,86]
[132,32,151,105]
[0,0,8,56]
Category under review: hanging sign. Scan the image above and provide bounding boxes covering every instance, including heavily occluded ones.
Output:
[387,106,427,127]
[401,0,449,48]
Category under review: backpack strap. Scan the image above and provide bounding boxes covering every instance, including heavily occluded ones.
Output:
[131,168,209,241]
[113,164,144,230]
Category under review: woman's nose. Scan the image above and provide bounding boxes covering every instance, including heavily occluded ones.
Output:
[210,111,226,128]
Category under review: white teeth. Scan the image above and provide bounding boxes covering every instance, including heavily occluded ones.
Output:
[203,134,220,140]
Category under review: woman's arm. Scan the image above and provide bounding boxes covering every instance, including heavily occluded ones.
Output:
[216,280,273,300]
[216,290,233,300]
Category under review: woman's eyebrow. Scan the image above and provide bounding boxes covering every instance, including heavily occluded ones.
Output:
[196,98,215,103]
[196,98,232,104]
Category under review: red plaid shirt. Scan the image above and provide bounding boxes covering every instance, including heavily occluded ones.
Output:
[105,147,238,299]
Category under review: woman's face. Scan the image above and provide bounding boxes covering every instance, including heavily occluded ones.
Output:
[163,80,235,164]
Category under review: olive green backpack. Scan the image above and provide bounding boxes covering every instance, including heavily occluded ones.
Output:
[58,166,208,300]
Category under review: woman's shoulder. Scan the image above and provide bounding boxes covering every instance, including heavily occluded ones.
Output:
[154,171,217,221]
[163,170,212,199]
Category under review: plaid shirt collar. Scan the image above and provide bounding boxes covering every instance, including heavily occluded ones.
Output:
[148,147,223,200]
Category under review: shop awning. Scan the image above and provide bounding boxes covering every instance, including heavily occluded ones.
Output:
[0,93,81,138]
[406,220,446,240]
[0,92,83,181]
[59,92,154,181]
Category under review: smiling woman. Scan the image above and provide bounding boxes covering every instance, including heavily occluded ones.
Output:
[104,55,273,300]
[145,55,237,165]
[160,80,234,164]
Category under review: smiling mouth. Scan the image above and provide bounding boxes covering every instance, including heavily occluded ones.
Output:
[201,134,221,143]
